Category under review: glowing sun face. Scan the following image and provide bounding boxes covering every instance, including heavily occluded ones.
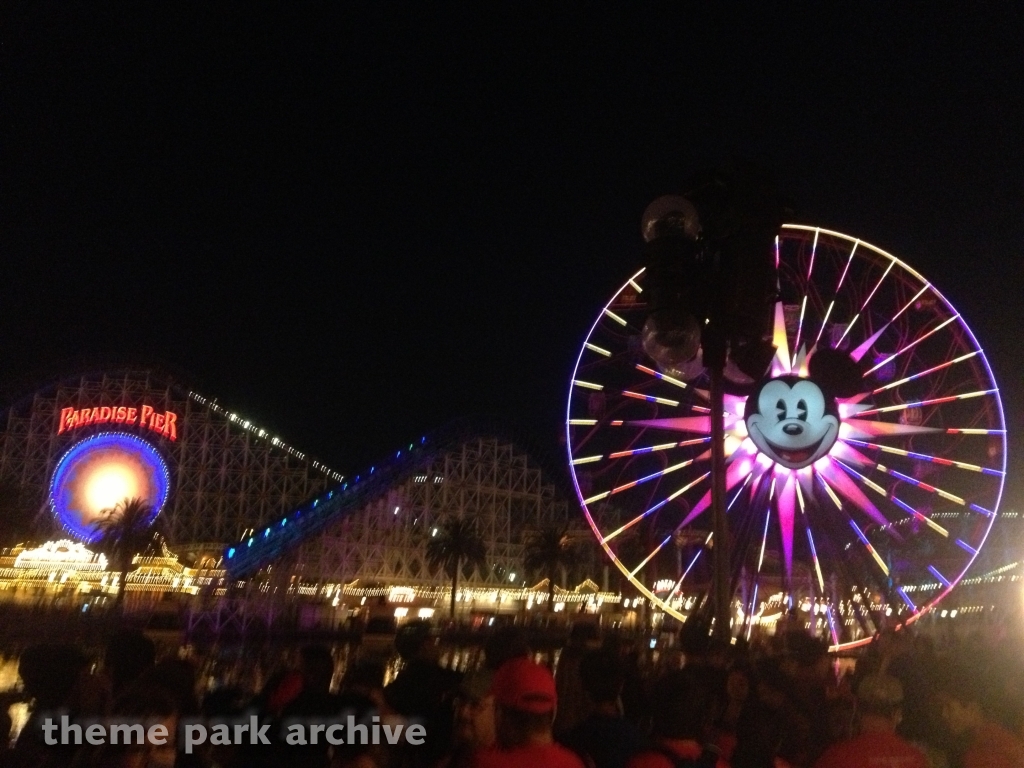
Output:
[50,433,170,542]
[744,376,839,470]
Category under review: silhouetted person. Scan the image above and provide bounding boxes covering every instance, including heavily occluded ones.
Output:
[627,666,725,768]
[103,630,155,698]
[813,675,928,768]
[384,621,461,766]
[554,624,597,737]
[483,627,531,672]
[274,645,343,768]
[438,670,496,768]
[76,683,178,768]
[938,662,1024,768]
[562,649,649,768]
[9,643,90,768]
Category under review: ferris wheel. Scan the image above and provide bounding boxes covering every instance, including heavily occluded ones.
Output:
[566,225,1006,650]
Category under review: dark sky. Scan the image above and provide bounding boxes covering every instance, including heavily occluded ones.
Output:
[1,5,1022,499]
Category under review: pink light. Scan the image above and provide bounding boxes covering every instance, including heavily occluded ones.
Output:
[819,459,891,528]
[629,416,711,434]
[864,315,959,376]
[778,472,797,579]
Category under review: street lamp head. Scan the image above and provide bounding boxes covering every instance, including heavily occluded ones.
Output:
[641,196,701,243]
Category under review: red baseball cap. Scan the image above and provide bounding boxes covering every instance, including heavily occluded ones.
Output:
[490,657,557,714]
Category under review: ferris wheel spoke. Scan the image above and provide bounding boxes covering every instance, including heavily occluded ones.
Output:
[792,229,820,355]
[621,390,682,407]
[574,437,711,466]
[667,534,713,602]
[676,456,767,531]
[869,462,967,506]
[817,460,893,530]
[635,364,710,401]
[628,416,711,434]
[606,458,699,496]
[838,260,895,345]
[831,458,951,538]
[663,471,756,603]
[607,437,711,460]
[601,471,711,544]
[795,481,825,592]
[814,239,859,347]
[840,418,943,440]
[854,389,998,418]
[927,565,952,588]
[846,515,891,578]
[872,351,981,395]
[864,315,960,377]
[850,284,931,363]
[602,307,640,332]
[628,534,673,578]
[842,437,1004,476]
[745,482,777,641]
[895,587,918,613]
[797,483,866,642]
[955,538,978,555]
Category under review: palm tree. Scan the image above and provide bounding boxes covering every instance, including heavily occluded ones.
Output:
[92,497,162,610]
[524,525,578,611]
[426,517,487,618]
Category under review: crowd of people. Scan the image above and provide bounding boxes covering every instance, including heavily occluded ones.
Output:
[2,620,1024,768]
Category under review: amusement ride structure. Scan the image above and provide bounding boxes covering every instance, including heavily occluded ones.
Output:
[567,224,1006,649]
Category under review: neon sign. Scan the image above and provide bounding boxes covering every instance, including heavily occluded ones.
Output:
[58,405,178,441]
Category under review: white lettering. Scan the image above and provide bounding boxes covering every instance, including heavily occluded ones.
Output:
[185,724,207,754]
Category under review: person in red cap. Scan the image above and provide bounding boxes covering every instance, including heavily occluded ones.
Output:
[471,657,585,768]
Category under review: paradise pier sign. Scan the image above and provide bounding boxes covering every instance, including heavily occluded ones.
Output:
[57,405,179,441]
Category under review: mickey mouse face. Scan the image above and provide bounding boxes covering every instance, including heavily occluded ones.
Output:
[744,376,840,469]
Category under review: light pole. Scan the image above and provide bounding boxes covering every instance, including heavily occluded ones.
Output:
[641,165,784,640]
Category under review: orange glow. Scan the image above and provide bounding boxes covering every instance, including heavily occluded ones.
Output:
[83,463,142,513]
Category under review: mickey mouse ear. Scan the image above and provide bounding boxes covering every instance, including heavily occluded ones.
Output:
[808,348,864,399]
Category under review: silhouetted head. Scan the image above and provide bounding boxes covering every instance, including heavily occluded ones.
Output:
[484,626,531,671]
[104,629,156,694]
[18,643,89,709]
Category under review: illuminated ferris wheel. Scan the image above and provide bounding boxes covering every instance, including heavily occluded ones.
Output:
[566,225,1006,649]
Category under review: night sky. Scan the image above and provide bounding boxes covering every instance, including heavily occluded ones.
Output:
[2,6,1022,502]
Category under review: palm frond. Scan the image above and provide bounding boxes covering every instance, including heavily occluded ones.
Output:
[524,524,578,573]
[426,517,487,577]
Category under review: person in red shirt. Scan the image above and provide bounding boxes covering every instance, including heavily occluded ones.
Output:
[627,666,727,768]
[813,674,928,768]
[938,664,1024,768]
[472,657,585,768]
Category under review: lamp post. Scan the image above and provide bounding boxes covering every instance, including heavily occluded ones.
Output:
[641,165,784,640]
